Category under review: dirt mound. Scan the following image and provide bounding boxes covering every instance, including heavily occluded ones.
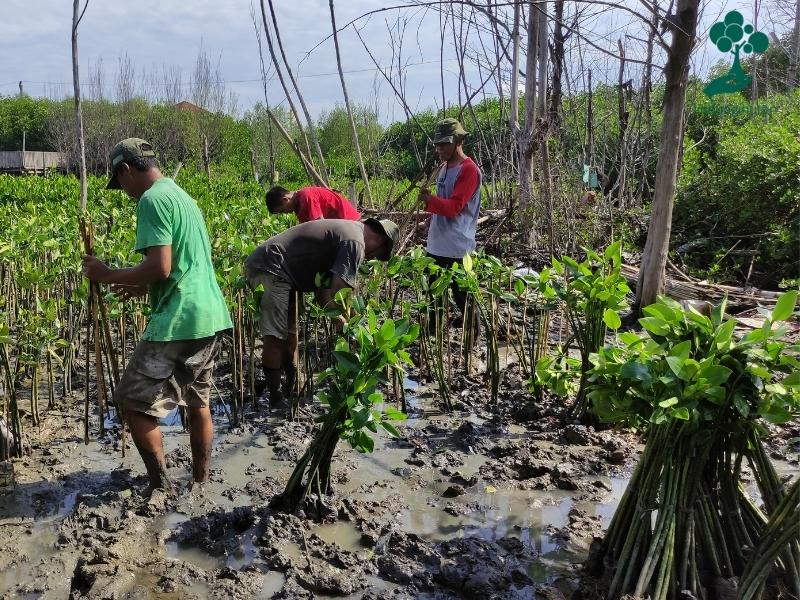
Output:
[374,531,537,598]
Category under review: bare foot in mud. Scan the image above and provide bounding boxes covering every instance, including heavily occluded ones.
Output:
[185,480,208,495]
[143,482,176,499]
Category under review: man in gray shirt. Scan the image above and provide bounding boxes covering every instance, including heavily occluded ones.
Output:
[245,218,399,406]
[418,118,482,336]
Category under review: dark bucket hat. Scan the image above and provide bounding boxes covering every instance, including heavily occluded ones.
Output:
[432,118,468,144]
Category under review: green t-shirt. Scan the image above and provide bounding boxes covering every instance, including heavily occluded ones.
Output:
[134,178,232,341]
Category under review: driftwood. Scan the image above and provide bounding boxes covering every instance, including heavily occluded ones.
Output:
[620,263,782,309]
[361,208,505,221]
[360,208,507,255]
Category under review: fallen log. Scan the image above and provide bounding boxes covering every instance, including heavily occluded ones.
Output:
[620,264,782,309]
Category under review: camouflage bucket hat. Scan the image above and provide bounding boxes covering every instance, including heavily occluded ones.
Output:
[106,138,156,189]
[365,218,400,260]
[432,118,468,144]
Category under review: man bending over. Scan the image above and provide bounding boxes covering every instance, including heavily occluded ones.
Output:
[266,186,360,223]
[244,218,398,406]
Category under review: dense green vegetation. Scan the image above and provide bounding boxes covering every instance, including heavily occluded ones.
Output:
[676,91,800,287]
[1,81,796,288]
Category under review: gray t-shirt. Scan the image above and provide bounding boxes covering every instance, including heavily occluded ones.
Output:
[426,158,482,259]
[246,220,365,292]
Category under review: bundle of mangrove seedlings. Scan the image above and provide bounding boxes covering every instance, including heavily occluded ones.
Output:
[586,292,799,600]
[276,297,418,516]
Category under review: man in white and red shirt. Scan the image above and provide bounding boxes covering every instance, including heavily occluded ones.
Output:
[266,186,361,223]
[418,118,482,332]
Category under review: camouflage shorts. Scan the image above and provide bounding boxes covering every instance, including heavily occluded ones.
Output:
[114,335,220,419]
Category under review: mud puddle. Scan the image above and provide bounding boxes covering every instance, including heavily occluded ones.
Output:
[1,374,636,598]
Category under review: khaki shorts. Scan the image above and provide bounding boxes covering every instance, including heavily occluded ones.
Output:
[114,335,219,419]
[246,271,297,340]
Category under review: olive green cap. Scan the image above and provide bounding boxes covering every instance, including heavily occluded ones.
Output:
[432,118,468,144]
[364,218,400,261]
[106,138,156,189]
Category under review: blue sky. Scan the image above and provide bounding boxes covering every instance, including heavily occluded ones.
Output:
[0,0,790,122]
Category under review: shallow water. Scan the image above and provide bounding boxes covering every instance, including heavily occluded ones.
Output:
[1,380,629,598]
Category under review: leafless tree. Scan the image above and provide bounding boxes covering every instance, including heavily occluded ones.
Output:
[635,0,700,311]
[264,0,329,181]
[786,0,800,86]
[250,3,327,186]
[115,53,135,136]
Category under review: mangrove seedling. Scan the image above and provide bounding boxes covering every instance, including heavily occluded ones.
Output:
[277,299,418,516]
[585,291,799,600]
[546,241,628,419]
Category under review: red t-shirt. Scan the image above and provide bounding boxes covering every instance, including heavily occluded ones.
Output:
[295,187,361,223]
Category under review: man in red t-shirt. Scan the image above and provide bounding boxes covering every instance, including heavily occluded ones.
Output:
[266,186,361,223]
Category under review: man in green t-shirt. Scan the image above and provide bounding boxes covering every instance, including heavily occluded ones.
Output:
[82,138,232,494]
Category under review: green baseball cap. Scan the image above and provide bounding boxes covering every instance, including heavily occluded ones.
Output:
[364,218,400,261]
[106,138,156,189]
[432,118,468,144]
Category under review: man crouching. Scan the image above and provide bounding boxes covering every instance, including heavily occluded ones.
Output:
[245,218,398,407]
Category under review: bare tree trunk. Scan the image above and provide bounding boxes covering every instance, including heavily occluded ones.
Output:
[633,9,658,206]
[71,0,88,212]
[250,147,260,183]
[789,0,800,88]
[616,39,628,210]
[635,0,699,312]
[512,1,540,212]
[202,134,211,183]
[265,0,329,180]
[251,6,324,187]
[535,1,549,120]
[548,0,566,128]
[751,0,761,99]
[269,110,327,187]
[509,1,521,131]
[328,0,373,206]
[585,69,594,173]
[256,1,320,185]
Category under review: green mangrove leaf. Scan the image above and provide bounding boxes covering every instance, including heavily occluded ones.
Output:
[714,319,736,350]
[621,361,652,382]
[733,394,750,417]
[782,371,800,387]
[333,350,360,373]
[701,365,733,386]
[671,406,691,420]
[380,421,402,437]
[640,317,670,336]
[384,406,407,421]
[603,308,621,330]
[771,289,798,322]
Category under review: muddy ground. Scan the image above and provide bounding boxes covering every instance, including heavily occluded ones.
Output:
[1,351,797,599]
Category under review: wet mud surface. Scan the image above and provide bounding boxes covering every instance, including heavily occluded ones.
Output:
[1,360,796,599]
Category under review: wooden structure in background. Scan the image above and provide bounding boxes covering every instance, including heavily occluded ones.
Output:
[0,151,66,174]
